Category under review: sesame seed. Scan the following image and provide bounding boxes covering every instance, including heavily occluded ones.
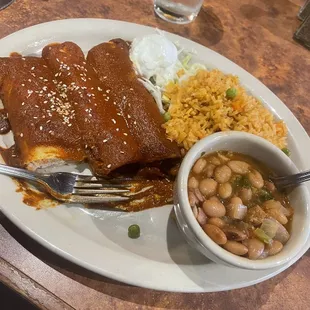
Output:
[35,105,39,108]
[103,139,108,143]
[56,58,60,62]
[33,116,38,119]
[68,123,72,127]
[113,102,117,105]
[103,76,107,79]
[106,89,110,93]
[130,88,134,91]
[106,53,110,56]
[21,84,25,87]
[20,133,23,137]
[31,67,35,70]
[120,151,124,154]
[112,119,116,124]
[39,126,43,130]
[21,102,25,106]
[116,128,119,131]
[107,164,111,168]
[134,121,137,125]
[98,87,102,91]
[123,133,128,136]
[46,120,51,123]
[127,114,131,118]
[123,96,126,100]
[123,141,127,145]
[85,144,88,149]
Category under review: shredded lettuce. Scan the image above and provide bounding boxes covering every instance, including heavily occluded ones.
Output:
[138,78,165,114]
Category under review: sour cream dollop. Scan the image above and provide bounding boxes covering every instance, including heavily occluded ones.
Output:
[130,34,178,87]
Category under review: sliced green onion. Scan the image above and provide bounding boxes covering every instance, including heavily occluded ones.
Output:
[163,112,171,122]
[128,224,140,239]
[254,228,272,244]
[282,148,290,157]
[226,87,237,99]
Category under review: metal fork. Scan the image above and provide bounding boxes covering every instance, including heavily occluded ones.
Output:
[0,164,131,203]
[270,170,310,190]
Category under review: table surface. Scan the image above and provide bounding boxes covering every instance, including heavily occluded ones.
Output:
[1,0,310,309]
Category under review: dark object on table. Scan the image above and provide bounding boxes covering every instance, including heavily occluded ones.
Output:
[298,0,310,21]
[0,0,14,11]
[294,14,310,50]
[0,282,39,310]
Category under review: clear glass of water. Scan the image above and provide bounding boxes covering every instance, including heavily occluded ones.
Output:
[154,0,204,24]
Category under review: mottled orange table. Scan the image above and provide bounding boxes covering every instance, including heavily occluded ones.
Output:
[1,0,310,309]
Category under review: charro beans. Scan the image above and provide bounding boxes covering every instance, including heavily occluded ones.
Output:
[188,151,293,260]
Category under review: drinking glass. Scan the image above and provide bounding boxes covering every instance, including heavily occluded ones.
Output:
[154,0,204,24]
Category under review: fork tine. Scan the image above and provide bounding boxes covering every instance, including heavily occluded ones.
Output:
[68,195,129,203]
[75,174,108,182]
[72,188,129,195]
[75,174,133,183]
[74,182,130,189]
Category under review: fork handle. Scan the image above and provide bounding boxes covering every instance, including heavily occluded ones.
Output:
[0,164,40,183]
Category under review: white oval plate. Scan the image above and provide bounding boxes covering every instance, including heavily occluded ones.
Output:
[0,19,309,293]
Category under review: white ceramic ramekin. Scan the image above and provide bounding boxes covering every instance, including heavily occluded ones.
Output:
[174,131,310,269]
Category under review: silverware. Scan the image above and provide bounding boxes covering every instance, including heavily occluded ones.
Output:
[270,170,310,190]
[0,164,132,203]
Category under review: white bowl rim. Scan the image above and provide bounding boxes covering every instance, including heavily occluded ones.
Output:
[177,131,310,269]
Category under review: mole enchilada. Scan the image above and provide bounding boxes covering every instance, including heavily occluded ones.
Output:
[0,41,180,177]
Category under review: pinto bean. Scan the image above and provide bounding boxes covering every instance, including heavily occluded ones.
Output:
[205,164,216,178]
[266,240,283,256]
[188,176,199,189]
[243,239,265,260]
[203,224,227,245]
[207,217,225,228]
[223,241,248,256]
[202,199,226,217]
[239,188,252,203]
[214,165,232,183]
[227,160,249,174]
[193,158,207,174]
[248,170,264,189]
[218,183,232,199]
[199,178,218,197]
